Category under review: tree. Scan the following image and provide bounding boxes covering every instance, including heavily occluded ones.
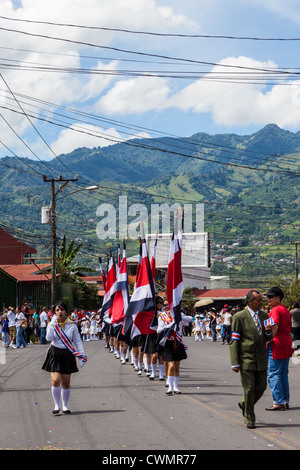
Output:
[56,235,93,283]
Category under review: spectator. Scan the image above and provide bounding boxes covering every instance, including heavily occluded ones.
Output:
[265,287,293,411]
[33,308,41,344]
[40,307,49,345]
[15,307,26,349]
[7,306,17,348]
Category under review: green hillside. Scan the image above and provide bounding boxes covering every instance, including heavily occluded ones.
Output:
[0,123,299,288]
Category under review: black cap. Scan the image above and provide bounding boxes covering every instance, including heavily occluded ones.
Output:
[265,286,284,300]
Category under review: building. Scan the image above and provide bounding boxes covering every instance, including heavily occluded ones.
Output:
[0,264,52,309]
[147,232,211,290]
[193,288,250,310]
[0,228,37,265]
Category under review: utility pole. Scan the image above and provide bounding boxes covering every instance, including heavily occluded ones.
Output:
[43,175,78,306]
[291,242,299,285]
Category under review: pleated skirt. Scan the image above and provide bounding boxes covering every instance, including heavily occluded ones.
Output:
[42,345,79,374]
[161,340,187,362]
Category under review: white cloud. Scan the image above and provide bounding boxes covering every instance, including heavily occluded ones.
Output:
[0,0,198,155]
[96,75,171,114]
[50,123,150,156]
[168,56,300,129]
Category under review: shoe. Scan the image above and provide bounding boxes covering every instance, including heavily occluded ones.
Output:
[285,403,290,410]
[63,409,71,414]
[247,423,256,429]
[149,375,155,380]
[52,409,60,415]
[166,390,173,395]
[137,369,142,375]
[159,377,164,381]
[174,389,182,394]
[265,404,285,411]
[238,402,245,416]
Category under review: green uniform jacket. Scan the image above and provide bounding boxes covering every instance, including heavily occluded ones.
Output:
[230,308,271,371]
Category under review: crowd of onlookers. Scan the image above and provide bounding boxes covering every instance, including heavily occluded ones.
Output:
[1,300,300,350]
[0,305,103,349]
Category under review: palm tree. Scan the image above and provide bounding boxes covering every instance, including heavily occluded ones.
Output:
[56,235,92,284]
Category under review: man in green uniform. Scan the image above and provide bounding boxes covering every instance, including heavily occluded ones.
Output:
[230,290,273,429]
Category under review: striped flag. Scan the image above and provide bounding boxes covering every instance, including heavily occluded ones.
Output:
[124,237,156,344]
[166,220,183,328]
[116,243,121,277]
[110,241,129,337]
[150,235,157,283]
[156,214,183,347]
[99,257,107,291]
[100,249,117,324]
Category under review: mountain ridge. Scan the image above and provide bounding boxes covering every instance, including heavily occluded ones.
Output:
[1,123,300,190]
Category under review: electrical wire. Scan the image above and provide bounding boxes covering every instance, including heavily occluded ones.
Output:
[2,15,300,42]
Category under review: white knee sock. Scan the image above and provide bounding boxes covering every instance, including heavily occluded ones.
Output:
[151,363,157,377]
[159,364,164,379]
[51,385,61,410]
[61,388,71,411]
[174,376,180,392]
[167,376,174,393]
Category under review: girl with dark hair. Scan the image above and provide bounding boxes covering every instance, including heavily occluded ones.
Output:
[42,302,87,414]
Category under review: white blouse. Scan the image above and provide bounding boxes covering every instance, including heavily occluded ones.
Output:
[46,315,85,355]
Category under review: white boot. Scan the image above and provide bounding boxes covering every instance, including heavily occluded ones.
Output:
[174,376,181,394]
[166,376,174,395]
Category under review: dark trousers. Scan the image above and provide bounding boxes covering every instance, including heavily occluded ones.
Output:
[239,369,267,424]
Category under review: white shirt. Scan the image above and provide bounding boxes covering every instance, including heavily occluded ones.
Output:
[15,312,25,327]
[222,312,232,325]
[46,315,85,355]
[157,310,193,338]
[40,311,48,328]
[7,310,16,327]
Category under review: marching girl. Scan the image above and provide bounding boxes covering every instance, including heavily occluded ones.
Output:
[42,302,87,414]
[156,297,193,395]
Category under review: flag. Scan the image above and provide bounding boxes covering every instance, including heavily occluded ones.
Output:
[150,236,157,283]
[124,237,156,344]
[116,243,121,277]
[99,257,107,291]
[100,249,117,324]
[166,219,183,328]
[156,214,183,347]
[110,241,129,337]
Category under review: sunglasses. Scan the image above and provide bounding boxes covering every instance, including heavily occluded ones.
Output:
[267,295,275,299]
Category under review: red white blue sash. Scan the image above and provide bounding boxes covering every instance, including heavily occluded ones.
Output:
[172,331,188,350]
[54,323,88,367]
[158,311,188,349]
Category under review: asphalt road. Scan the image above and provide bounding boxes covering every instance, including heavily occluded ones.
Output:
[1,336,300,453]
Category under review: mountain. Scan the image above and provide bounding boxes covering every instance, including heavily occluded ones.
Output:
[1,124,300,190]
[0,123,299,287]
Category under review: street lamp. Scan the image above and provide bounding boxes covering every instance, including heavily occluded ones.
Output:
[41,175,99,306]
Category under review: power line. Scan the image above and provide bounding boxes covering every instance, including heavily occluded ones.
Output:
[1,24,300,76]
[2,15,300,42]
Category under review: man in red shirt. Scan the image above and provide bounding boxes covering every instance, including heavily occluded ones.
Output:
[265,286,293,411]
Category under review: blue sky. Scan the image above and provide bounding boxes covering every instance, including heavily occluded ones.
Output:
[2,0,300,159]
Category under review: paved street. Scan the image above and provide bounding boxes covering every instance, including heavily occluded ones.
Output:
[1,336,300,452]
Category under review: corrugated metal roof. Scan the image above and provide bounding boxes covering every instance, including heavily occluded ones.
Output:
[0,264,51,282]
[193,288,250,300]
